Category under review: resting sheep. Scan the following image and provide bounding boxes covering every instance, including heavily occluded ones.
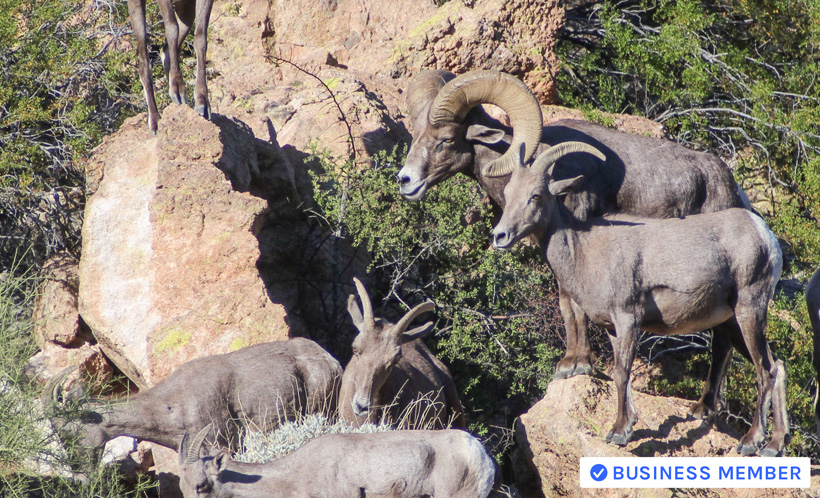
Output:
[51,338,342,454]
[397,69,750,381]
[178,425,497,498]
[339,277,466,429]
[492,143,787,455]
[808,267,820,433]
[128,0,214,132]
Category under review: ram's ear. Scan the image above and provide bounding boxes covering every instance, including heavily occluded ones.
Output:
[207,450,230,475]
[347,294,364,330]
[548,175,584,197]
[466,124,507,145]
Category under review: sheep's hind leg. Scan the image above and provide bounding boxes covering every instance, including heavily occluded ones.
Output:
[605,314,640,446]
[733,304,778,456]
[554,289,594,379]
[759,358,789,457]
[690,324,735,421]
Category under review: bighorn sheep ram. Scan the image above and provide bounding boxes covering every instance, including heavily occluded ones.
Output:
[178,426,497,498]
[398,69,750,381]
[128,0,214,132]
[339,277,466,429]
[808,267,820,433]
[51,338,342,453]
[491,144,787,455]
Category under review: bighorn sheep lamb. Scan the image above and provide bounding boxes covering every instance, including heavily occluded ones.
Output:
[339,277,466,429]
[128,0,214,132]
[178,426,497,498]
[808,267,820,433]
[51,338,341,453]
[492,144,787,455]
[397,69,750,381]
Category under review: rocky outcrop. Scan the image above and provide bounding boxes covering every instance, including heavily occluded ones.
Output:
[25,253,114,390]
[80,106,295,388]
[204,0,564,161]
[513,376,820,498]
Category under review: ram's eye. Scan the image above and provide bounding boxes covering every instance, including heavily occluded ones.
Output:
[531,194,541,201]
[440,137,454,144]
[352,347,360,356]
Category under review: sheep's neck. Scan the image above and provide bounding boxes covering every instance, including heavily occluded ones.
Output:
[542,211,587,299]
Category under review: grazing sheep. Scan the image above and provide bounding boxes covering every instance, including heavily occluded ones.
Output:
[128,0,214,132]
[339,277,466,429]
[808,267,820,433]
[492,143,787,455]
[178,425,497,498]
[50,338,342,454]
[397,69,749,381]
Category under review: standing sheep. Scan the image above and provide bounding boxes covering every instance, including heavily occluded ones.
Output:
[492,143,787,455]
[397,69,750,381]
[339,277,466,429]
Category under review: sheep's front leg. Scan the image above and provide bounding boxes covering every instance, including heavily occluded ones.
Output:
[192,0,214,119]
[554,289,594,379]
[605,315,639,446]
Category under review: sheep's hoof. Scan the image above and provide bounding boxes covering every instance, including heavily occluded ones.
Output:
[196,103,211,121]
[605,430,631,447]
[688,402,716,421]
[554,359,594,380]
[736,441,760,456]
[757,446,782,458]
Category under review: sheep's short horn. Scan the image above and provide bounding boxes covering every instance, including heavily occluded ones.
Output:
[532,142,607,176]
[394,301,435,337]
[353,277,376,330]
[188,423,212,462]
[428,70,543,178]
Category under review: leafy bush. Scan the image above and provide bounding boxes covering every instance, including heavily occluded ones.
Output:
[0,0,156,271]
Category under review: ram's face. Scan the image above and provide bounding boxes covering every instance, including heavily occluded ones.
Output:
[398,108,473,201]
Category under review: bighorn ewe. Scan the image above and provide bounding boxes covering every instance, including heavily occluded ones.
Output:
[398,69,750,380]
[339,277,466,429]
[492,144,788,455]
[178,426,497,498]
[808,267,820,433]
[128,0,214,132]
[52,338,341,453]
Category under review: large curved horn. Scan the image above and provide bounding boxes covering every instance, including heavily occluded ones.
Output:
[531,142,607,176]
[187,423,212,462]
[428,70,543,178]
[406,70,456,123]
[393,301,435,337]
[352,277,376,331]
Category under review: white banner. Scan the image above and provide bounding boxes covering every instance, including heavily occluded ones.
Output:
[580,457,810,488]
